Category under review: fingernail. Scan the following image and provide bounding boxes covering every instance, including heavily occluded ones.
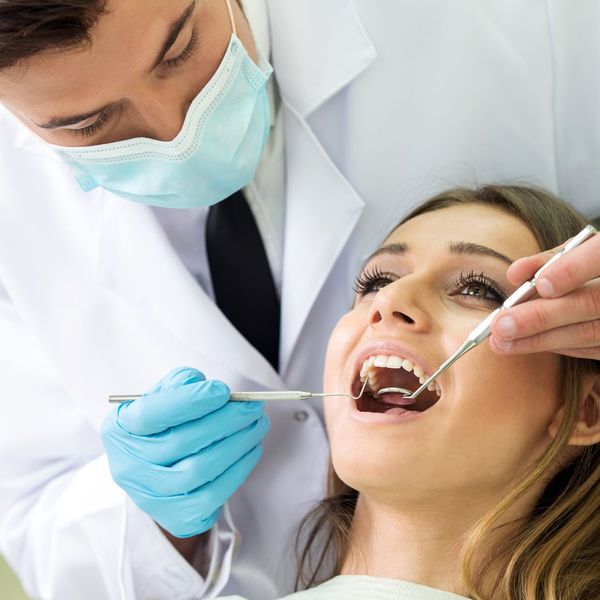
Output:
[536,277,554,297]
[496,316,516,339]
[495,338,513,352]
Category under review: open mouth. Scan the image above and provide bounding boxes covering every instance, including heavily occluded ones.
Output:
[353,355,441,415]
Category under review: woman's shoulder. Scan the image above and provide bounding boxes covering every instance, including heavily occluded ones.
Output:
[275,575,471,599]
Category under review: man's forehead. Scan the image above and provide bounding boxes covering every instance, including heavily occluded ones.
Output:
[0,0,191,122]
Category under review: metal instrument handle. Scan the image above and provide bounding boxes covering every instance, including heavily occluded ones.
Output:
[383,225,598,401]
[108,391,313,404]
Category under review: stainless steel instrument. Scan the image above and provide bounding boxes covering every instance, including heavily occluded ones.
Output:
[108,379,369,404]
[377,224,598,401]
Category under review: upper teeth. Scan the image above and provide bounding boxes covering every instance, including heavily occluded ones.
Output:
[359,354,441,396]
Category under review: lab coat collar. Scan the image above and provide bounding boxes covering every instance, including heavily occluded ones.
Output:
[278,108,365,375]
[96,195,285,390]
[241,0,270,60]
[271,0,376,374]
[266,0,377,117]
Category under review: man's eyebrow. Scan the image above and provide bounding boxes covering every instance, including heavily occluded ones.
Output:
[363,241,514,267]
[37,103,114,129]
[151,1,197,70]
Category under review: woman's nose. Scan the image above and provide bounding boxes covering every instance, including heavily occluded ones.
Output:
[367,280,431,333]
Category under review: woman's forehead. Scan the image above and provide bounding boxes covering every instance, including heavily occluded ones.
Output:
[385,203,541,261]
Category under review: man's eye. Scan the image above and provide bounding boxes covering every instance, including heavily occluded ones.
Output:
[353,266,396,296]
[452,270,506,305]
[163,28,199,69]
[73,109,111,139]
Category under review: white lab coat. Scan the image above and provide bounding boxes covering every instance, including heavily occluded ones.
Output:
[1,1,599,599]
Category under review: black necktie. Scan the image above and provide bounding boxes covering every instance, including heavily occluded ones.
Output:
[206,190,280,371]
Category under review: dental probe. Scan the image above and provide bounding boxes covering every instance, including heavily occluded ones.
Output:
[377,224,598,402]
[108,379,369,404]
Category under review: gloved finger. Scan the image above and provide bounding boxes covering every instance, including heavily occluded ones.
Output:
[145,367,206,395]
[135,415,270,496]
[136,444,264,538]
[167,508,222,539]
[117,378,230,435]
[109,401,266,466]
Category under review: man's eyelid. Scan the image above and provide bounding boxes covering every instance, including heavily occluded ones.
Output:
[62,114,101,131]
[160,23,194,66]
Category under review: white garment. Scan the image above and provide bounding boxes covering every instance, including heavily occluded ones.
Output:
[152,104,286,296]
[221,575,470,599]
[1,2,600,600]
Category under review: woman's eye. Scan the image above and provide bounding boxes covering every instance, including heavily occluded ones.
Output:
[453,271,506,305]
[353,267,396,296]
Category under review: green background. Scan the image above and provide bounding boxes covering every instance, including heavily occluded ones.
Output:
[0,557,30,600]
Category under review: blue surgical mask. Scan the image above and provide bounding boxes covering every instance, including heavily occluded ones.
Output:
[52,20,272,209]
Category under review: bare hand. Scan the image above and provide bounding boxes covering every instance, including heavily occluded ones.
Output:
[489,231,600,360]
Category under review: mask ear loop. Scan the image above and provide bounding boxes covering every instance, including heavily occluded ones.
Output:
[224,0,238,38]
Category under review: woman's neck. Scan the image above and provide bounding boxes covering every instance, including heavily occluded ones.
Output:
[340,495,473,595]
[339,488,536,597]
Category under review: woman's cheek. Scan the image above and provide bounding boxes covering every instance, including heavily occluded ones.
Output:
[323,311,363,385]
[451,348,561,452]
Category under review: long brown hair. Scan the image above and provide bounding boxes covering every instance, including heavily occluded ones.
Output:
[296,185,600,599]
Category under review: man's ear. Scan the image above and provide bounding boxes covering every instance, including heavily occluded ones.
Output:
[548,374,600,446]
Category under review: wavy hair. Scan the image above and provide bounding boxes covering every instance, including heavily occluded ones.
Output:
[296,185,600,600]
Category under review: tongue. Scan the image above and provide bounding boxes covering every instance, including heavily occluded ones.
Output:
[385,406,412,415]
[377,391,417,407]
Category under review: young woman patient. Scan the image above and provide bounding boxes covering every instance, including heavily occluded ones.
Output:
[224,185,600,600]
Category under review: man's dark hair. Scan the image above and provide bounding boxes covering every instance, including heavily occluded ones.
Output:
[0,0,107,70]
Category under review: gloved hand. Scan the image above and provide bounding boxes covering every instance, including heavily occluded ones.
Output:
[101,367,270,537]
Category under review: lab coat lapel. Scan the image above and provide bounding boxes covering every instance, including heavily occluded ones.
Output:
[96,195,284,390]
[268,0,377,374]
[267,0,377,117]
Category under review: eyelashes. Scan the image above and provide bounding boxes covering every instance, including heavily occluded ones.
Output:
[163,28,199,69]
[76,108,113,139]
[353,266,397,296]
[353,266,507,304]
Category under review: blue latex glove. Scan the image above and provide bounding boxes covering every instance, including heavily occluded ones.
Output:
[101,367,269,537]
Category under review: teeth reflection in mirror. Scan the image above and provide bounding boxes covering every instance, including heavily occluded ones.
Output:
[357,354,443,398]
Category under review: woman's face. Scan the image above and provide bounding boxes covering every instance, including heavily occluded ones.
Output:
[324,203,562,507]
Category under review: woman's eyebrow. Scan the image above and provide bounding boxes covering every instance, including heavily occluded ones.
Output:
[364,241,515,266]
[448,241,514,265]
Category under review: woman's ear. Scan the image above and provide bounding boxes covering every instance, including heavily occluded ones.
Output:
[548,374,600,446]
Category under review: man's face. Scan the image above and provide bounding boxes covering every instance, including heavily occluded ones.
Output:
[0,0,257,146]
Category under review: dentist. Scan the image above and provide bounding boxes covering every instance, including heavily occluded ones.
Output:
[0,1,599,600]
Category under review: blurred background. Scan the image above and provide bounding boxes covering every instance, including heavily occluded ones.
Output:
[1,557,29,600]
